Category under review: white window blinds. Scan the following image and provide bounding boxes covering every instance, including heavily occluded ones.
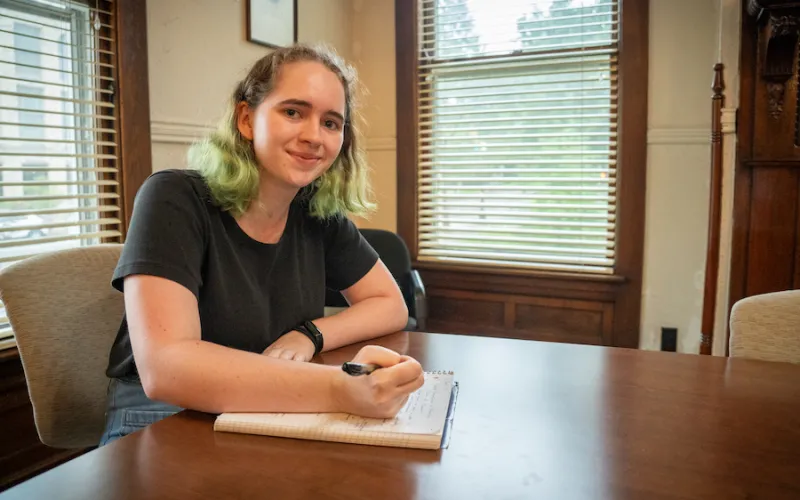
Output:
[417,0,618,274]
[0,0,120,349]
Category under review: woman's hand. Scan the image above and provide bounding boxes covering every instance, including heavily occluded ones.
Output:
[332,345,425,419]
[262,331,315,362]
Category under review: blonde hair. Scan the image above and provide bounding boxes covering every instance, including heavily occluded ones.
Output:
[187,44,374,219]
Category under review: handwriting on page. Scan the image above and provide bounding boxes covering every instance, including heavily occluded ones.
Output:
[333,373,452,435]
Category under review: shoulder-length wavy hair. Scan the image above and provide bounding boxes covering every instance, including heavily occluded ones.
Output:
[187,44,375,219]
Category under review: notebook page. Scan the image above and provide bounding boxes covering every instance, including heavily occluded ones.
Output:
[215,372,454,442]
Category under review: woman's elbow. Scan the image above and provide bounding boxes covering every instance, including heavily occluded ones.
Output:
[138,372,160,402]
[139,367,184,408]
[137,360,166,402]
[393,294,409,331]
[135,349,177,404]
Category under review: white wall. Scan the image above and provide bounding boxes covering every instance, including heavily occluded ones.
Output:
[147,0,353,172]
[639,0,720,353]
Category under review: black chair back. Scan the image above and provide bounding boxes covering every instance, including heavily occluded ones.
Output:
[325,229,415,315]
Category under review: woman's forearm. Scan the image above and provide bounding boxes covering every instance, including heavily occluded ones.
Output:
[141,339,342,413]
[313,295,408,352]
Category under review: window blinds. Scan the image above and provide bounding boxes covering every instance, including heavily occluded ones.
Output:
[417,0,618,274]
[0,0,119,349]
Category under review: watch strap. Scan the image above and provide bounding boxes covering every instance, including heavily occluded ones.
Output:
[293,320,324,356]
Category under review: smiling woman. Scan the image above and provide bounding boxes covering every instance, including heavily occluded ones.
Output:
[235,62,347,199]
[99,44,419,446]
[189,45,373,220]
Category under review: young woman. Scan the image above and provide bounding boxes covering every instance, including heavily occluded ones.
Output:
[99,44,423,445]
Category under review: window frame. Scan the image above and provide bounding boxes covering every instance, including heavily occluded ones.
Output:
[113,0,153,236]
[0,0,152,350]
[395,0,648,347]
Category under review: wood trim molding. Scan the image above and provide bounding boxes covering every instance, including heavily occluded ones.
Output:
[0,346,18,361]
[414,260,626,283]
[116,0,153,235]
[608,0,649,348]
[150,118,213,144]
[395,0,419,260]
[721,108,738,133]
[647,128,709,144]
[742,160,800,167]
[419,266,621,303]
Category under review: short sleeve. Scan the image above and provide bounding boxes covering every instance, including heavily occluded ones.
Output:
[112,170,207,298]
[323,216,379,291]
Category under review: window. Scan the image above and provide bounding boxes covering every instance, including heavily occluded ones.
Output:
[22,163,48,196]
[17,83,45,139]
[0,0,121,349]
[415,0,618,274]
[12,20,42,79]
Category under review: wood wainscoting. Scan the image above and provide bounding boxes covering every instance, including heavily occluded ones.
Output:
[0,349,87,491]
[418,264,626,346]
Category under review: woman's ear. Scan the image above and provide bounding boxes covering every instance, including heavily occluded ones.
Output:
[236,101,254,140]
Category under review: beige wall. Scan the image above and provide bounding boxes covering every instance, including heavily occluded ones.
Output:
[147,0,353,172]
[639,0,720,353]
[349,0,397,231]
[147,0,730,354]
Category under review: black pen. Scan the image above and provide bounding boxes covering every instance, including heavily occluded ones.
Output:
[341,362,381,376]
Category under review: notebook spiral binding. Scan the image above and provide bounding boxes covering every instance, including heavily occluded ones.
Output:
[426,370,454,375]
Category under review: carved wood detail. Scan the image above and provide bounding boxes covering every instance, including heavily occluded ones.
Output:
[748,1,800,119]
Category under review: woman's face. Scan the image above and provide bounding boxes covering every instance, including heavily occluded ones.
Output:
[237,61,346,191]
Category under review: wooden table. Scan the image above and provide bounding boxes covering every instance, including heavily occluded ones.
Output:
[3,331,800,499]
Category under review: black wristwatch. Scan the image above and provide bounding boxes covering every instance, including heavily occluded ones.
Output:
[292,320,324,356]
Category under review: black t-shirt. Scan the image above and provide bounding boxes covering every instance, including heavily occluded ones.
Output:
[106,169,379,379]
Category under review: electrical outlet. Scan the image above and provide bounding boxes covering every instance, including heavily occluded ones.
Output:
[661,327,677,352]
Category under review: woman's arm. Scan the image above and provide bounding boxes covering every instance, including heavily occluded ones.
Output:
[262,259,407,361]
[314,259,408,351]
[126,274,421,416]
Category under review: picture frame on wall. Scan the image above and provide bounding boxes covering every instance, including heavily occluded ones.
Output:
[246,0,297,49]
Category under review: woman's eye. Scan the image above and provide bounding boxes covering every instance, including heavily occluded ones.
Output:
[284,109,299,118]
[324,120,340,130]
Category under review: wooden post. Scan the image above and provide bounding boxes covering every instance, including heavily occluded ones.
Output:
[700,64,725,355]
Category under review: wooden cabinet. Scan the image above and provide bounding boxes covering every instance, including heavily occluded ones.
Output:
[729,1,800,332]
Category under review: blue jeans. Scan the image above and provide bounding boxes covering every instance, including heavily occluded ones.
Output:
[99,377,182,446]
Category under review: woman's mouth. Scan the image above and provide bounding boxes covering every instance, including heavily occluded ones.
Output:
[287,150,322,167]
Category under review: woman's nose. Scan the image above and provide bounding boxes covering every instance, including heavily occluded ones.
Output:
[299,120,322,145]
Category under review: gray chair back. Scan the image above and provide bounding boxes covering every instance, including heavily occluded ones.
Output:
[0,244,123,448]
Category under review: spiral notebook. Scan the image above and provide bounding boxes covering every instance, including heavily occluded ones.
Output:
[214,371,458,450]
